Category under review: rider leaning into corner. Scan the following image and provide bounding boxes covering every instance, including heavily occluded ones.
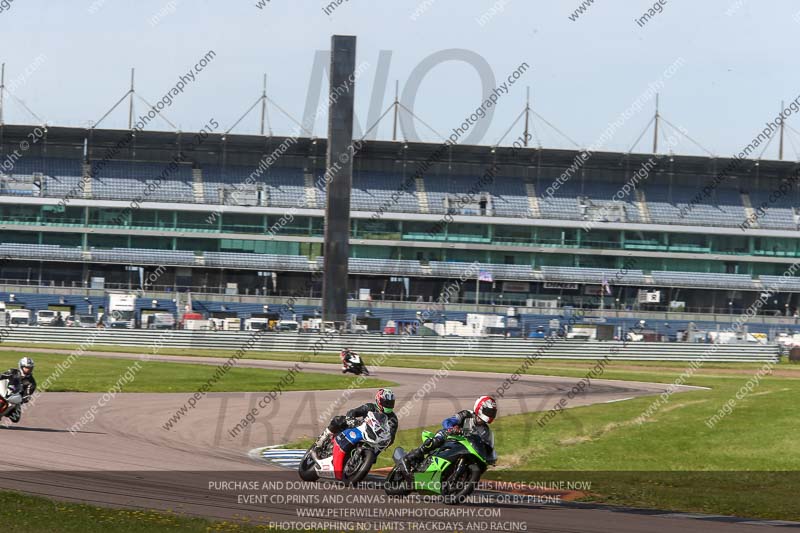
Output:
[339,347,356,372]
[402,395,498,471]
[315,388,399,450]
[0,357,36,424]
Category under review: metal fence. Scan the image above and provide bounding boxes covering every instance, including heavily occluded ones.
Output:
[0,327,780,363]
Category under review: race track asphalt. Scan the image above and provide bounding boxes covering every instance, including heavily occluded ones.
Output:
[0,347,786,532]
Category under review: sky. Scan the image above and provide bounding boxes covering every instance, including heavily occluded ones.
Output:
[0,0,798,160]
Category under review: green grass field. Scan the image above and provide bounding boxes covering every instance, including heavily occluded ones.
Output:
[385,365,800,520]
[0,490,320,533]
[3,340,799,521]
[0,352,391,393]
[277,358,800,521]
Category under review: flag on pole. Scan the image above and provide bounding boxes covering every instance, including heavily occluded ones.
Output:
[601,273,612,295]
[478,271,493,282]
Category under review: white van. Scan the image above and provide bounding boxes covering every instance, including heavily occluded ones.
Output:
[35,310,58,326]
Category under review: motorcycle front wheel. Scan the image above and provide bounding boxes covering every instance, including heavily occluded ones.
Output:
[297,449,320,482]
[441,463,482,505]
[383,467,412,496]
[342,447,376,485]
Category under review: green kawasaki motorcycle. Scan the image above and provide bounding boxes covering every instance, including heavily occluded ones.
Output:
[384,429,496,504]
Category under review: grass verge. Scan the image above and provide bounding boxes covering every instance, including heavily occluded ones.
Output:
[288,364,800,521]
[0,353,391,393]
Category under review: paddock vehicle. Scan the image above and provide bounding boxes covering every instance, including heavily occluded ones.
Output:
[108,293,137,328]
[35,310,58,326]
[0,378,22,422]
[244,317,269,331]
[76,315,98,328]
[143,312,175,330]
[343,353,370,376]
[277,320,299,332]
[298,411,391,484]
[8,309,31,326]
[385,429,496,504]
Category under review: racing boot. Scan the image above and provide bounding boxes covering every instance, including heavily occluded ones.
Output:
[7,406,21,424]
[402,431,446,472]
[314,428,333,450]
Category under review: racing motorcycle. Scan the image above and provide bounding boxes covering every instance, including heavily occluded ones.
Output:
[0,378,23,422]
[384,429,496,504]
[342,353,370,376]
[298,411,391,484]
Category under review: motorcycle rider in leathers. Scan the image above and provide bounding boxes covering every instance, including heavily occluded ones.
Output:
[314,388,399,451]
[402,395,497,471]
[0,357,36,424]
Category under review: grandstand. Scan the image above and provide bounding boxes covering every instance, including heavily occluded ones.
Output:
[1,123,800,323]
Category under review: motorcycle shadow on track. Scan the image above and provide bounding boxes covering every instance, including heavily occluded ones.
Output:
[0,426,105,435]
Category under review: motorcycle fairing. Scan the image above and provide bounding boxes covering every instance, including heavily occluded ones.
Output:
[343,428,364,444]
[0,379,22,416]
[331,438,346,480]
[446,436,488,465]
[413,456,451,494]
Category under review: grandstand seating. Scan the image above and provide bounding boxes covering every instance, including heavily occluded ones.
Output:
[0,243,82,261]
[4,156,800,236]
[90,160,194,203]
[0,240,795,292]
[747,189,797,230]
[202,165,310,208]
[90,248,195,266]
[490,177,531,217]
[650,270,756,289]
[205,252,313,270]
[0,157,83,197]
[755,275,800,291]
[538,178,582,221]
[645,183,746,228]
[351,172,421,213]
[345,257,426,276]
[540,266,647,285]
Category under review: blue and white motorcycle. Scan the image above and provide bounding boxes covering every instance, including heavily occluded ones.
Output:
[298,411,391,484]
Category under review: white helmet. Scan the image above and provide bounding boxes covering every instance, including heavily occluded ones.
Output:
[18,357,34,376]
[474,395,497,424]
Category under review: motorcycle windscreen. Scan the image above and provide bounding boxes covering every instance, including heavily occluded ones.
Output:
[365,412,390,444]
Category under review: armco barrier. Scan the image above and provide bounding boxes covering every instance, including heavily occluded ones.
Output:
[0,327,780,363]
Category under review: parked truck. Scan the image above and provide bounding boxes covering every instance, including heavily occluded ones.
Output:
[142,310,176,330]
[8,309,31,326]
[107,293,137,328]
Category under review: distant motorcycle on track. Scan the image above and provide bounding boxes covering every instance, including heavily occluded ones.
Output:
[342,352,370,376]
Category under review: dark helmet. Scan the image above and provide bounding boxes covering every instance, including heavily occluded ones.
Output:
[375,388,395,413]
